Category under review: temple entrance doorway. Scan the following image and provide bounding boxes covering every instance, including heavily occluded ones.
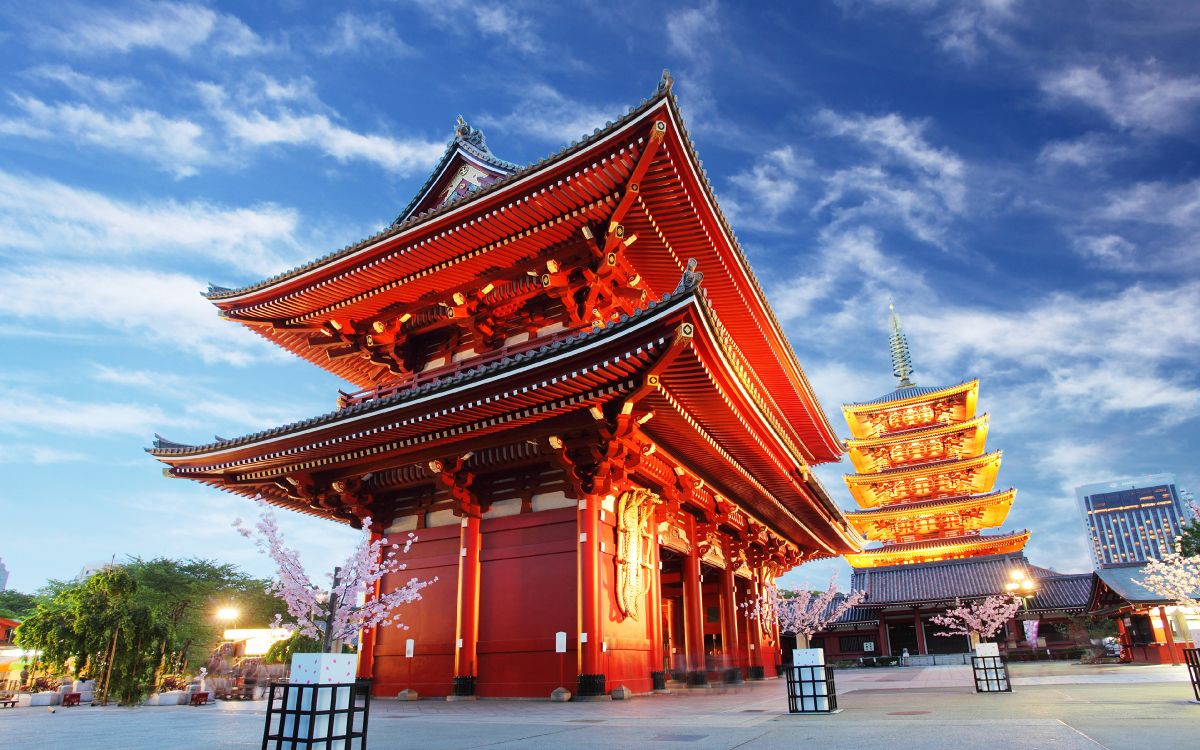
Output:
[659,547,687,679]
[888,621,920,655]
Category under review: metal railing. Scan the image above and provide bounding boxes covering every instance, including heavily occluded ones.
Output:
[785,665,838,713]
[262,680,371,750]
[971,655,1011,693]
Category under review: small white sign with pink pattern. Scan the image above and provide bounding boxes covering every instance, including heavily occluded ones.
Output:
[289,653,357,685]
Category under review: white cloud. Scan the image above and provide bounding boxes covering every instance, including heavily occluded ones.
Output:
[0,444,91,465]
[812,110,966,246]
[476,83,617,144]
[0,95,207,177]
[0,169,303,275]
[905,282,1200,419]
[318,13,414,57]
[0,391,171,437]
[1041,60,1200,134]
[765,225,928,325]
[725,146,814,226]
[840,0,1018,62]
[666,0,720,67]
[44,1,275,58]
[0,263,282,366]
[92,365,315,431]
[199,82,443,175]
[1073,233,1137,268]
[410,0,541,53]
[24,64,135,100]
[1037,132,1127,170]
[1098,179,1200,229]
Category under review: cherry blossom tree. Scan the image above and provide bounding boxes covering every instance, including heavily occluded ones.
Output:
[776,576,867,643]
[743,576,865,646]
[1138,542,1200,608]
[930,595,1021,641]
[235,498,436,653]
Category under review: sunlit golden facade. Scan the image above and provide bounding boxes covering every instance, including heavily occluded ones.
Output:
[842,310,1029,568]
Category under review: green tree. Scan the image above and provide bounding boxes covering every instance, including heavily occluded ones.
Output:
[1180,518,1200,558]
[263,631,322,664]
[123,557,284,671]
[16,567,163,705]
[0,590,38,619]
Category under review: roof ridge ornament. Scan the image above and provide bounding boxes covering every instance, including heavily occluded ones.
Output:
[673,258,703,294]
[888,304,915,389]
[659,69,674,92]
[454,115,488,151]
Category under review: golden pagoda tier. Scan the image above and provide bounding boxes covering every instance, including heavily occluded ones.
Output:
[840,308,1028,568]
[844,413,990,473]
[844,488,1017,541]
[844,530,1031,568]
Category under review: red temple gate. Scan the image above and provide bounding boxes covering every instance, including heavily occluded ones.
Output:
[151,73,858,699]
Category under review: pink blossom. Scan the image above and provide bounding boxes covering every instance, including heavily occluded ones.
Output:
[743,575,865,640]
[234,497,436,648]
[1138,541,1200,607]
[930,595,1021,639]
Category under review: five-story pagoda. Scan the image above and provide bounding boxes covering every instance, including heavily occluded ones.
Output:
[841,308,1029,568]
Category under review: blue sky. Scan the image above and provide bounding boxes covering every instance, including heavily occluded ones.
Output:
[1,1,1198,598]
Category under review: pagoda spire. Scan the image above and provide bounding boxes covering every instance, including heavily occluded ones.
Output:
[889,304,914,388]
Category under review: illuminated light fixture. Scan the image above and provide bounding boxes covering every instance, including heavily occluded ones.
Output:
[216,606,240,622]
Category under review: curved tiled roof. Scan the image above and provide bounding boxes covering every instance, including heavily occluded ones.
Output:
[150,277,702,458]
[844,549,1080,609]
[844,488,1016,518]
[845,450,1002,481]
[850,381,975,407]
[204,83,671,303]
[391,118,524,226]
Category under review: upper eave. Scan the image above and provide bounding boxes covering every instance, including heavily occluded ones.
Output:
[150,285,856,554]
[845,530,1031,568]
[845,414,990,449]
[197,76,843,465]
[843,380,979,414]
[844,450,1003,485]
[845,488,1017,522]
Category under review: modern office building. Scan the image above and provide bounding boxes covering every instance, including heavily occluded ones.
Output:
[1076,474,1192,568]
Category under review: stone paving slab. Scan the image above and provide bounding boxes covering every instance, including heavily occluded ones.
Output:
[1,669,1195,749]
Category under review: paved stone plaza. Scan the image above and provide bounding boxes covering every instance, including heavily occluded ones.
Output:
[1,664,1195,749]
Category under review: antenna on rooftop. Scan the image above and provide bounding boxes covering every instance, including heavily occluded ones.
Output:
[889,304,915,388]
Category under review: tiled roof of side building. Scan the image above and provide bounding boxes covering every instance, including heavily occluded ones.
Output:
[1093,564,1200,606]
[850,552,1034,605]
[1025,573,1094,613]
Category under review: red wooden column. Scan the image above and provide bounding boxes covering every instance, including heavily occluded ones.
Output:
[913,610,928,655]
[357,555,382,679]
[1158,607,1180,665]
[452,513,482,697]
[649,531,665,679]
[719,562,739,677]
[877,619,890,657]
[734,574,751,676]
[682,535,707,685]
[577,492,605,694]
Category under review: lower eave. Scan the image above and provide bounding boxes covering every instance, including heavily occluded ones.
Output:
[845,530,1030,568]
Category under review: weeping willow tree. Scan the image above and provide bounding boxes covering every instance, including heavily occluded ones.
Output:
[17,567,164,705]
